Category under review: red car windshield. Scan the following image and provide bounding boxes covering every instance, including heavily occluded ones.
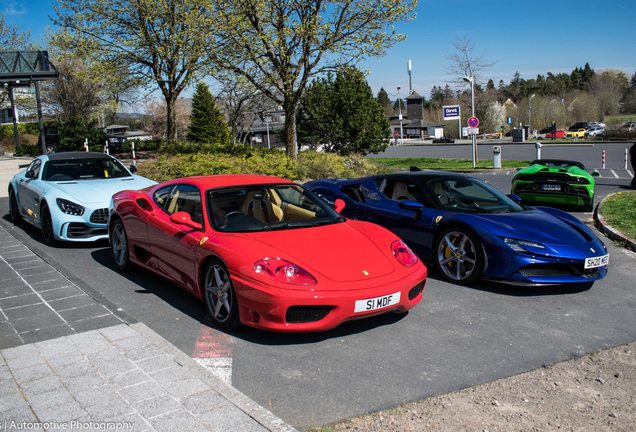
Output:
[207,183,342,232]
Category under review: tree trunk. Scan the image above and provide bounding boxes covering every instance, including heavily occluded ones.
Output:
[283,102,298,160]
[166,94,177,140]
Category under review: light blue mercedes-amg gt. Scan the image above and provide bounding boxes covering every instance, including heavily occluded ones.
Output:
[8,152,156,244]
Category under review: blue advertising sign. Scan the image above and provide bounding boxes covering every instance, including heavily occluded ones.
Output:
[443,105,461,121]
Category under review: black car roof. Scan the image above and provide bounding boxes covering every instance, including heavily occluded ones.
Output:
[530,159,586,170]
[47,152,114,161]
[376,170,475,181]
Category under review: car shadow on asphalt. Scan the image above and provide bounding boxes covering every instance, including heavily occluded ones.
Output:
[89,247,411,346]
[424,264,594,296]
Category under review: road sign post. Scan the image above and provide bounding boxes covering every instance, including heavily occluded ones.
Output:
[468,117,479,167]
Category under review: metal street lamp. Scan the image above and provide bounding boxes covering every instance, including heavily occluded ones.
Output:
[397,86,404,146]
[463,76,476,168]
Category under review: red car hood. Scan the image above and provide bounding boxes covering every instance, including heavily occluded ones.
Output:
[243,223,396,282]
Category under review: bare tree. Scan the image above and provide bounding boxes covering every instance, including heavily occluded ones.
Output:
[444,35,496,85]
[40,57,102,120]
[215,74,272,145]
[142,98,191,140]
[444,35,497,125]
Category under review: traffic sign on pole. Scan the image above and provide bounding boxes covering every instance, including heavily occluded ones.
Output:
[468,117,479,128]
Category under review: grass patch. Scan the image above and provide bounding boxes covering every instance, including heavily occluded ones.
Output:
[371,157,531,170]
[604,114,636,126]
[601,191,636,240]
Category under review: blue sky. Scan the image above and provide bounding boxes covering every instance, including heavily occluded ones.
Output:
[5,0,636,102]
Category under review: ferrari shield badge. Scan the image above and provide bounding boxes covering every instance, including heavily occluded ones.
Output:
[199,237,209,246]
[435,216,443,224]
[363,270,369,276]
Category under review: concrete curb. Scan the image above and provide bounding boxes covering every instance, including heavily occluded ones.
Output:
[131,322,297,432]
[594,192,636,252]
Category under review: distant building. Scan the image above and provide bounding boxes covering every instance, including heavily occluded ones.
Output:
[246,108,286,148]
[104,124,153,141]
[390,92,446,139]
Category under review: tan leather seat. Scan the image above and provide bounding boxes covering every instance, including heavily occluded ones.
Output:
[391,181,416,201]
[431,181,450,205]
[241,190,282,223]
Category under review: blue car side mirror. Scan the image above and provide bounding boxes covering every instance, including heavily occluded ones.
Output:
[508,194,521,203]
[399,200,423,220]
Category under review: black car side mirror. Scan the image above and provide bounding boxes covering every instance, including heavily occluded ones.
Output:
[129,164,138,173]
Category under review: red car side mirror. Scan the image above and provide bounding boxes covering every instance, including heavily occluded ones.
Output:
[334,199,345,214]
[170,211,202,230]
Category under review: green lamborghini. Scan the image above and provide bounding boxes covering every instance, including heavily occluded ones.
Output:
[511,159,599,212]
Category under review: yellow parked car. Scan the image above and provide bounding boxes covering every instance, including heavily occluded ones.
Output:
[567,128,587,138]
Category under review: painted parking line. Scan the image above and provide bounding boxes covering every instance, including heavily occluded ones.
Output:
[192,322,234,384]
[610,169,619,178]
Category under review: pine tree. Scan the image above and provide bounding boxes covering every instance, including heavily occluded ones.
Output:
[187,82,230,144]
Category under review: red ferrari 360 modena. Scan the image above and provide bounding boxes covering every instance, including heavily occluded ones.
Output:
[108,174,427,332]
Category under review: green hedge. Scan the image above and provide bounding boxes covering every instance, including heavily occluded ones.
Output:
[0,123,40,136]
[137,153,299,182]
[121,139,161,152]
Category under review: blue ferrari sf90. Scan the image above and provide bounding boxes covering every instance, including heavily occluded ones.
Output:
[306,171,608,286]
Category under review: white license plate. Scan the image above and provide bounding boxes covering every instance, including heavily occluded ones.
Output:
[585,254,609,269]
[542,184,561,191]
[354,292,401,313]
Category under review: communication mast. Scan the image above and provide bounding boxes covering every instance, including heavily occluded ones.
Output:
[407,60,412,95]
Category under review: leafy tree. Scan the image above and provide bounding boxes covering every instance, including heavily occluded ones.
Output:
[59,117,107,151]
[297,67,390,155]
[205,0,417,159]
[187,82,230,144]
[0,16,36,109]
[53,0,212,140]
[0,14,33,49]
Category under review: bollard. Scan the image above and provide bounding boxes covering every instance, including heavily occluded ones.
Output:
[535,142,542,160]
[84,138,89,152]
[104,140,110,155]
[602,150,605,169]
[132,141,137,166]
[493,146,501,169]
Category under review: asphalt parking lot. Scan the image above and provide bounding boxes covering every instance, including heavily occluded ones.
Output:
[1,145,636,429]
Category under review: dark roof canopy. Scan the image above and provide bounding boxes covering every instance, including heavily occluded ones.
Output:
[0,50,59,85]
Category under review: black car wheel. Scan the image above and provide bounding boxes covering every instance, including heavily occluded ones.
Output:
[434,226,484,285]
[46,144,58,154]
[204,259,240,329]
[111,218,133,271]
[9,188,22,224]
[40,203,56,245]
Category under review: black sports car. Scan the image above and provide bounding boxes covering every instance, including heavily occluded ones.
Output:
[432,137,455,143]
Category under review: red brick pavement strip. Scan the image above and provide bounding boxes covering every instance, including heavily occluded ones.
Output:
[594,193,636,252]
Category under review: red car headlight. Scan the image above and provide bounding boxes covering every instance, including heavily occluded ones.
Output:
[252,258,317,285]
[392,240,418,268]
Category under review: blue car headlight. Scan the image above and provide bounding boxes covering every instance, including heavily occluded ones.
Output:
[501,237,545,253]
[57,198,85,216]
